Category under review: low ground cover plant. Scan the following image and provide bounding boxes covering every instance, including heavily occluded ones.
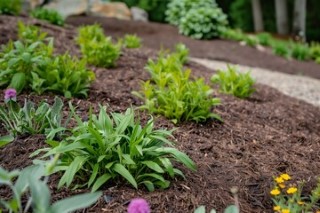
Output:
[133,48,221,123]
[173,43,189,64]
[270,173,320,213]
[77,25,121,68]
[123,34,142,49]
[0,90,65,139]
[211,65,255,99]
[30,8,65,26]
[0,163,101,213]
[166,0,228,39]
[33,106,196,192]
[0,23,94,97]
[0,0,21,15]
[291,42,310,61]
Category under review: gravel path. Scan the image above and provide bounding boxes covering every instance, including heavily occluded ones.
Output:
[192,58,320,108]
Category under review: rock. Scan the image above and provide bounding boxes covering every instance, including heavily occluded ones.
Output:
[131,7,148,22]
[22,0,45,11]
[44,0,88,18]
[89,2,131,20]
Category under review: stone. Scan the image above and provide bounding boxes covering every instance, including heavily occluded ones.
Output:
[44,0,88,18]
[89,2,131,20]
[131,7,148,22]
[22,0,45,11]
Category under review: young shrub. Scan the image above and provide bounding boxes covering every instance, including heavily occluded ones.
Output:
[0,91,65,138]
[243,35,259,47]
[30,8,65,26]
[123,34,142,49]
[133,51,221,123]
[0,0,21,15]
[166,0,228,39]
[309,42,320,61]
[271,41,291,58]
[291,42,310,61]
[221,28,247,42]
[17,21,48,44]
[77,25,121,68]
[173,43,189,64]
[256,32,272,46]
[270,173,320,213]
[34,107,196,192]
[0,164,101,213]
[211,65,255,99]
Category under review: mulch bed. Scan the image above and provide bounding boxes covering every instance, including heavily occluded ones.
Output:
[1,15,320,213]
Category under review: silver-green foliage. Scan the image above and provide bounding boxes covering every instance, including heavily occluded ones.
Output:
[0,164,101,213]
[77,25,121,68]
[211,65,255,99]
[133,48,221,123]
[34,106,196,192]
[166,0,228,39]
[0,97,66,139]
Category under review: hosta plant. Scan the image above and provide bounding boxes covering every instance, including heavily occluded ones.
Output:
[270,173,320,213]
[77,25,121,68]
[123,34,142,49]
[33,106,196,192]
[0,0,21,15]
[133,50,221,123]
[211,65,255,99]
[0,163,101,213]
[31,8,65,26]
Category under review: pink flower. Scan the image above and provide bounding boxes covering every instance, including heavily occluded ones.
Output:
[127,198,150,213]
[4,88,17,102]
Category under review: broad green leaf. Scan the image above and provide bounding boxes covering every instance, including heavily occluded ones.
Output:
[141,180,154,192]
[58,156,87,188]
[142,161,164,173]
[113,164,137,188]
[91,174,111,192]
[9,72,26,94]
[29,178,51,212]
[224,205,239,213]
[0,135,14,148]
[194,205,206,213]
[88,164,99,187]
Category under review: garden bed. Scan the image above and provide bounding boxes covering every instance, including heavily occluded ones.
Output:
[1,15,320,213]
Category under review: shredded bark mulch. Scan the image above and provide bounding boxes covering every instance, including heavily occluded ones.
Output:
[0,15,320,213]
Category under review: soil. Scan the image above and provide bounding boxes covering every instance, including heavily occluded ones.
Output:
[1,15,320,213]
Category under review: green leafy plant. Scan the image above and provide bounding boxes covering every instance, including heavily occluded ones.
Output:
[33,106,196,192]
[271,41,291,58]
[17,21,48,45]
[291,42,310,61]
[123,34,142,49]
[211,65,255,99]
[271,173,320,213]
[243,35,259,47]
[166,0,228,39]
[0,0,21,15]
[0,163,101,213]
[77,25,121,68]
[309,42,320,61]
[256,32,272,46]
[221,28,247,42]
[133,50,221,123]
[173,43,189,64]
[31,8,65,26]
[0,95,66,138]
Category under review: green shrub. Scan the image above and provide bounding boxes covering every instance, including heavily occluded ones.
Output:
[271,41,291,58]
[243,35,259,47]
[30,8,65,26]
[0,0,21,15]
[133,50,221,123]
[166,0,228,39]
[34,106,196,192]
[123,34,142,49]
[77,25,121,68]
[211,65,255,99]
[309,42,320,60]
[221,28,247,41]
[17,21,48,44]
[291,43,310,61]
[0,96,65,138]
[256,32,273,46]
[173,43,189,64]
[0,164,101,213]
[0,23,94,97]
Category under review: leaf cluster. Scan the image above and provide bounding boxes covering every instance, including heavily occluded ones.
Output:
[0,0,21,15]
[166,0,228,39]
[0,164,101,213]
[310,42,320,64]
[0,97,66,139]
[123,34,142,49]
[34,106,196,192]
[211,65,255,99]
[30,8,65,26]
[133,47,221,123]
[77,25,121,68]
[0,23,95,97]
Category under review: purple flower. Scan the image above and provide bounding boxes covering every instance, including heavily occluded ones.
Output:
[4,88,17,102]
[127,198,150,213]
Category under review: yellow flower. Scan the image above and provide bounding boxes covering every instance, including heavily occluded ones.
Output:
[281,209,290,213]
[275,177,284,184]
[297,201,304,205]
[280,173,291,181]
[279,183,286,189]
[271,188,281,196]
[287,187,297,194]
[273,205,281,211]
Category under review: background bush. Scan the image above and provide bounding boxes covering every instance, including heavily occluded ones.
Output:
[0,0,21,15]
[31,8,65,26]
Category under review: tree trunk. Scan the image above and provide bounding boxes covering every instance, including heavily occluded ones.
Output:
[275,0,289,35]
[251,0,264,32]
[293,0,306,41]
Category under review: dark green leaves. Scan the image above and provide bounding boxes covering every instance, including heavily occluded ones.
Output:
[30,8,65,26]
